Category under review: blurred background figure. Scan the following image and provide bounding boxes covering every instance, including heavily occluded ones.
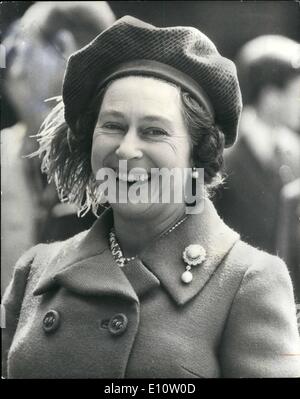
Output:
[216,35,300,299]
[1,1,116,294]
[276,179,300,302]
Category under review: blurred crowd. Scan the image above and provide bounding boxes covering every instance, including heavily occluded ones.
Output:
[215,35,300,302]
[1,1,300,302]
[1,1,116,293]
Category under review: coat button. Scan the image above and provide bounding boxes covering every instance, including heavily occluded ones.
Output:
[108,313,128,336]
[43,310,60,333]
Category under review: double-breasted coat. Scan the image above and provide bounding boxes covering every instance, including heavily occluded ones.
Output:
[2,199,300,378]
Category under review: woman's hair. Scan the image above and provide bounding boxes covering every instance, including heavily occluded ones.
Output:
[33,79,225,217]
[180,92,225,189]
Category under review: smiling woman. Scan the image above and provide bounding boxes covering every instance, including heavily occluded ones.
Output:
[2,16,300,379]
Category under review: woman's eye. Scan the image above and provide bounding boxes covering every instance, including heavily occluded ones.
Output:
[102,123,124,132]
[143,128,169,137]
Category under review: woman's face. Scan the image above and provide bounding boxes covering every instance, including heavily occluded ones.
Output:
[91,75,192,220]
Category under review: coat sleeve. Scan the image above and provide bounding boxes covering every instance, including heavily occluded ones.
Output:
[219,255,300,377]
[1,245,40,379]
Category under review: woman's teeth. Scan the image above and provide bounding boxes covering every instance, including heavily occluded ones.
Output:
[118,173,149,182]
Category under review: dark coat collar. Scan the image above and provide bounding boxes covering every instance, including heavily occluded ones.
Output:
[33,200,239,306]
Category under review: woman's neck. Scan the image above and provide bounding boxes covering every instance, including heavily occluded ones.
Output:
[112,205,187,258]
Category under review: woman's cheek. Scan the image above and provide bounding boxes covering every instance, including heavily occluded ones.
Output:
[153,138,191,169]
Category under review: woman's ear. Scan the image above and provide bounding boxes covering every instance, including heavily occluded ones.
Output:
[52,29,77,59]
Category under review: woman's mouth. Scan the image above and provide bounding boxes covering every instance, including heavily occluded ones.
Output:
[117,172,150,183]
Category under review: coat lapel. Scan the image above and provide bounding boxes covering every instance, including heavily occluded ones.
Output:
[33,209,139,303]
[33,199,239,306]
[139,199,240,305]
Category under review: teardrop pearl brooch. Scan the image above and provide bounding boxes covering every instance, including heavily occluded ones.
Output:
[181,244,206,284]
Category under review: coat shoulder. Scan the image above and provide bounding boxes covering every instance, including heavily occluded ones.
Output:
[225,240,293,298]
[225,239,294,293]
[29,229,90,273]
[9,229,90,292]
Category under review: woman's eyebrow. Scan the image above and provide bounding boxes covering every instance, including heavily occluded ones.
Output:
[98,112,173,127]
[141,115,173,127]
[98,110,125,119]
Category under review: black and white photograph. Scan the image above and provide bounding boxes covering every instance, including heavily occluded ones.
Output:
[1,1,300,380]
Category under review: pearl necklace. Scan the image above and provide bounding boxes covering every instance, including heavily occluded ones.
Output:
[109,216,188,267]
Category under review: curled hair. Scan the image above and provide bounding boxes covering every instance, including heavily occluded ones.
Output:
[33,82,225,216]
[180,91,225,192]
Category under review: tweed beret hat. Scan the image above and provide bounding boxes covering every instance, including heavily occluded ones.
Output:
[62,15,242,147]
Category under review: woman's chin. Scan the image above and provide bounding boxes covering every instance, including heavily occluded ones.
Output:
[110,201,159,219]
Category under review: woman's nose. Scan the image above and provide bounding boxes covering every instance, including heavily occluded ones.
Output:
[115,131,143,160]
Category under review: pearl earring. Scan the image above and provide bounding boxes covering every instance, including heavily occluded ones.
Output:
[192,167,199,179]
